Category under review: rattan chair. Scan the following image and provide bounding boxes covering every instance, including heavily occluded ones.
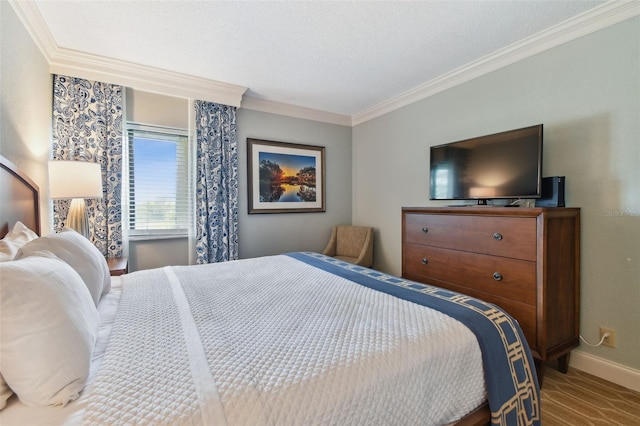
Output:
[322,225,374,267]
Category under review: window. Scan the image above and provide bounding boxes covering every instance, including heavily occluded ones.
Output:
[127,124,189,237]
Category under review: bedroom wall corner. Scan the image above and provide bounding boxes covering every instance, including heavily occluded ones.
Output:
[236,109,352,259]
[1,1,53,235]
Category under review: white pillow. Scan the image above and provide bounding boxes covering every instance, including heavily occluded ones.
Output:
[0,221,38,262]
[0,251,99,407]
[17,228,110,306]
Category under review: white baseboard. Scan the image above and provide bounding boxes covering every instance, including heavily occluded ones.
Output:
[569,350,640,392]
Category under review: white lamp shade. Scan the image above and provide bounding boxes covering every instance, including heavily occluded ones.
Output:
[49,161,103,199]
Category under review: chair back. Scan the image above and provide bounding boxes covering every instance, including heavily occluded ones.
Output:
[335,226,372,258]
[322,225,374,267]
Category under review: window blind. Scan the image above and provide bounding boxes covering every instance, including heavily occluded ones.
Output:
[127,125,189,236]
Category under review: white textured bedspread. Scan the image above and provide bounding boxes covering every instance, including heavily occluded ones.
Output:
[83,255,485,425]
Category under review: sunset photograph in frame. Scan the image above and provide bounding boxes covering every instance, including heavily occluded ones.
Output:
[247,139,325,214]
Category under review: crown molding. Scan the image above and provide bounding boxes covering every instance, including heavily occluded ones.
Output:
[10,0,247,107]
[11,0,639,125]
[351,1,640,126]
[47,48,247,107]
[241,97,351,127]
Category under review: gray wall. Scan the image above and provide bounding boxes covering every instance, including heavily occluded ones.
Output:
[1,2,53,233]
[352,18,640,370]
[237,109,352,259]
[126,89,189,129]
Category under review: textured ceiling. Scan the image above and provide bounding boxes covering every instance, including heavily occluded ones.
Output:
[33,0,606,116]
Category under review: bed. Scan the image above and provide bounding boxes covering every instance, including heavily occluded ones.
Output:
[0,155,540,426]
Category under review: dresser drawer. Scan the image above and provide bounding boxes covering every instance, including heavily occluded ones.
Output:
[404,213,537,261]
[403,243,536,305]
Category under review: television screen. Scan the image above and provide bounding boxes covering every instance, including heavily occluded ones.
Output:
[429,124,543,202]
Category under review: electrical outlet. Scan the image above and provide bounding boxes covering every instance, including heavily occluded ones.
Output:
[599,327,616,348]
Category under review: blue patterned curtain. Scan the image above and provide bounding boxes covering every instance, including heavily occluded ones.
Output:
[193,100,239,263]
[52,74,123,258]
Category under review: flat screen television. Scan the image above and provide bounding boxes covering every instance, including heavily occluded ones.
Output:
[429,124,543,204]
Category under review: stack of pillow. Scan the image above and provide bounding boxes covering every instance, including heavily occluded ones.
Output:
[0,222,111,409]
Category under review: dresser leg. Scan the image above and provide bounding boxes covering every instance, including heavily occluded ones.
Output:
[534,360,545,387]
[557,353,570,373]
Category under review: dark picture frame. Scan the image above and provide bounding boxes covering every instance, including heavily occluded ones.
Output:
[247,138,325,214]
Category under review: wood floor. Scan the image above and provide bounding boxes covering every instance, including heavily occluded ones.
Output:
[541,367,640,425]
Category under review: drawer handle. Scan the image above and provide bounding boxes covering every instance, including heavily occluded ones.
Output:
[421,258,428,265]
[422,227,429,233]
[493,232,503,241]
[493,272,503,281]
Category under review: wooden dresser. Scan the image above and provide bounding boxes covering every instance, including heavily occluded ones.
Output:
[402,207,580,383]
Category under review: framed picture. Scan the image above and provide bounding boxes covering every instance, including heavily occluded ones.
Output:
[247,138,325,214]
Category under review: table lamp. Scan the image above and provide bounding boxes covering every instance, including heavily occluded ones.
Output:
[49,160,103,238]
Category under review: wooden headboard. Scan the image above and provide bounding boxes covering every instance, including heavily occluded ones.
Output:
[0,155,41,238]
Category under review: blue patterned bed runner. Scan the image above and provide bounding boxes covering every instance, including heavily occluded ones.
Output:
[286,252,541,426]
